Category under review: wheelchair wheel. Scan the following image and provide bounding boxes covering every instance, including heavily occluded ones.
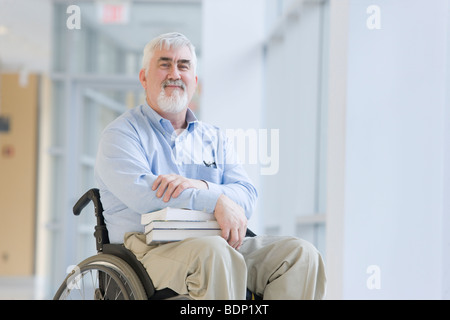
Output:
[53,254,147,300]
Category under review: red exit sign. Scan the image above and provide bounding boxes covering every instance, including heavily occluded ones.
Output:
[98,3,129,24]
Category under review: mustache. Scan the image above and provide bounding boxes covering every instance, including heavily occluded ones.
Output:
[162,79,186,90]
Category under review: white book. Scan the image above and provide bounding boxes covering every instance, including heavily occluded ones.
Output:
[141,207,215,225]
[144,220,220,235]
[146,228,222,244]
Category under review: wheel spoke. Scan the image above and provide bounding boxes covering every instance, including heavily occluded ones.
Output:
[53,254,147,300]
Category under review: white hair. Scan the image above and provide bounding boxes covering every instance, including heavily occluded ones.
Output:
[142,32,197,75]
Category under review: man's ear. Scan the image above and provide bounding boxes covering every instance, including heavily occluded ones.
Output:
[139,68,147,88]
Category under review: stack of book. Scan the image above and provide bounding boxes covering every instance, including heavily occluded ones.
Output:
[141,207,221,244]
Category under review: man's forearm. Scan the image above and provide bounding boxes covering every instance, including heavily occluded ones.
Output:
[152,174,208,202]
[103,172,222,214]
[149,173,256,219]
[204,181,257,219]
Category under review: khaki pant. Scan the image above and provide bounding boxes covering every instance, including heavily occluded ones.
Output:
[124,233,326,300]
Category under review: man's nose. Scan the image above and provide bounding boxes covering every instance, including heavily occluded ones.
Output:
[168,66,181,80]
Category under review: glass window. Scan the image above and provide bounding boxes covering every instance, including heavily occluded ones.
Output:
[41,0,202,298]
[261,0,329,254]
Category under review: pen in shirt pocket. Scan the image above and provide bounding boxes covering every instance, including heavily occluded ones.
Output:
[203,148,217,168]
[203,160,217,168]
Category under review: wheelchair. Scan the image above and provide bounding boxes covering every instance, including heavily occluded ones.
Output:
[53,188,257,300]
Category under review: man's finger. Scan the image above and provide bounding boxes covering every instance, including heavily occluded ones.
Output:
[239,226,246,247]
[221,227,230,243]
[163,180,181,202]
[228,228,240,249]
[152,175,163,191]
[172,182,188,198]
[156,175,175,198]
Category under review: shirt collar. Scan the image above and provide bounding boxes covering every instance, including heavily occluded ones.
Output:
[142,102,198,135]
[185,108,199,133]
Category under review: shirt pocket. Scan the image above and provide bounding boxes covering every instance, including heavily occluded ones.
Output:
[195,165,223,184]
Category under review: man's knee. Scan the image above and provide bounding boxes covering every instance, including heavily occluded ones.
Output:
[290,238,327,298]
[285,237,323,263]
[288,237,317,253]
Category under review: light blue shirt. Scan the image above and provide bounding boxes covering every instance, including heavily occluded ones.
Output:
[95,104,258,243]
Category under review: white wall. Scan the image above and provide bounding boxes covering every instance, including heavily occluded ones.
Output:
[338,0,449,299]
[201,0,450,299]
[201,0,265,232]
[444,35,450,296]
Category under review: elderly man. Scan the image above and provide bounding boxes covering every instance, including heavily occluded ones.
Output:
[95,32,326,300]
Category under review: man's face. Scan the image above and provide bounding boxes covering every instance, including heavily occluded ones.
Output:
[140,45,197,114]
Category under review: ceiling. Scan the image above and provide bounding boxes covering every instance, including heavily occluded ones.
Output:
[0,0,52,72]
[0,0,202,74]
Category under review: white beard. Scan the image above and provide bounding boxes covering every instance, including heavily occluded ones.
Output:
[157,81,188,114]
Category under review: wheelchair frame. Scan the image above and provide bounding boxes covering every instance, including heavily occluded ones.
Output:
[53,188,256,300]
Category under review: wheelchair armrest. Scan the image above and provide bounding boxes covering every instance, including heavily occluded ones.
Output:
[73,188,101,216]
[73,190,91,216]
[73,188,110,251]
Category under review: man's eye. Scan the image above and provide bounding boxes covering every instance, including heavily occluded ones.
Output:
[178,64,189,70]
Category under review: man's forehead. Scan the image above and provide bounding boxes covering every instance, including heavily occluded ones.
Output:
[153,46,193,61]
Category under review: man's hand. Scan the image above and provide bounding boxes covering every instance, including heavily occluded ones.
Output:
[152,174,208,202]
[214,194,247,250]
